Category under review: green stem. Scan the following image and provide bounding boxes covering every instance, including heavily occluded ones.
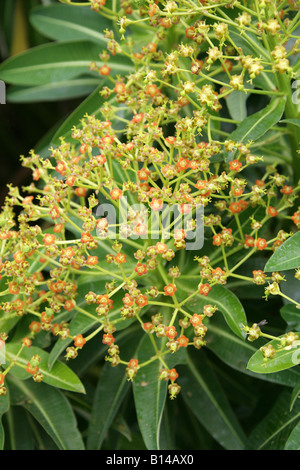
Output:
[279,292,300,307]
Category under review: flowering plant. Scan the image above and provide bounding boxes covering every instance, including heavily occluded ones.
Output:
[0,0,300,451]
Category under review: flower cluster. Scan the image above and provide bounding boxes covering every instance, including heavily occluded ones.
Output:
[0,0,299,397]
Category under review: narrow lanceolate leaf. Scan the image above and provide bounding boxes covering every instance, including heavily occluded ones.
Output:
[206,316,300,388]
[226,90,248,122]
[280,270,300,305]
[87,332,142,450]
[179,350,246,450]
[3,407,34,450]
[0,387,9,449]
[5,344,85,394]
[7,78,100,102]
[30,4,113,45]
[280,304,300,330]
[0,316,19,336]
[0,40,102,86]
[8,377,84,450]
[87,364,130,449]
[132,336,168,450]
[281,119,300,128]
[0,40,132,87]
[228,97,286,146]
[290,381,300,412]
[285,421,300,449]
[180,281,247,339]
[248,391,300,450]
[264,231,300,272]
[247,332,300,374]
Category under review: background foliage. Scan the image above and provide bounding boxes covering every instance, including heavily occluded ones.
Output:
[0,0,300,451]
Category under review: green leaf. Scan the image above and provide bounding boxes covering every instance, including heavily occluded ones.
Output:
[87,364,130,450]
[30,4,112,45]
[87,331,142,450]
[10,315,51,349]
[264,231,300,271]
[290,380,300,412]
[159,401,177,450]
[0,387,9,449]
[132,335,168,450]
[7,77,100,102]
[226,90,248,122]
[0,40,101,85]
[206,316,300,387]
[0,0,17,54]
[280,304,300,330]
[179,350,246,450]
[111,414,132,442]
[247,332,300,374]
[248,391,300,450]
[0,40,132,87]
[5,343,85,393]
[0,316,19,336]
[280,270,300,305]
[228,97,286,148]
[179,281,247,338]
[211,360,258,408]
[7,377,84,450]
[281,118,300,128]
[3,406,34,450]
[285,421,300,449]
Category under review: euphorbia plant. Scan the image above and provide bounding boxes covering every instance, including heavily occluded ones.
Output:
[0,0,300,451]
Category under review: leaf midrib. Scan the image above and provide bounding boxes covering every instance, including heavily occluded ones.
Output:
[238,98,281,143]
[266,255,300,271]
[258,411,300,450]
[5,350,83,392]
[31,14,107,43]
[88,374,129,449]
[186,354,245,448]
[249,343,300,372]
[208,324,255,352]
[2,61,130,73]
[9,78,100,93]
[10,378,67,449]
[186,291,245,338]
